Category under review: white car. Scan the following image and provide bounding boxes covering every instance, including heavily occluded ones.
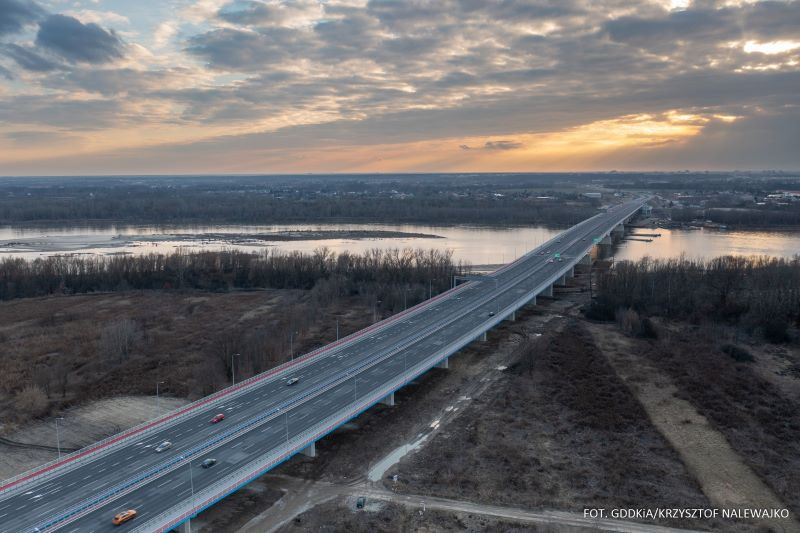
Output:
[287,377,300,386]
[155,441,172,452]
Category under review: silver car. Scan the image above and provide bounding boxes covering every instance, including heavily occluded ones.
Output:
[155,441,172,452]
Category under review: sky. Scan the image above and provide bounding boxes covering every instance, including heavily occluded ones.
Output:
[0,0,798,175]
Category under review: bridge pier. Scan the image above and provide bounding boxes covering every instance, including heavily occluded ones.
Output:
[507,310,516,321]
[176,519,192,533]
[380,392,395,406]
[436,358,449,369]
[568,266,575,278]
[542,284,553,297]
[556,274,566,286]
[600,235,613,245]
[300,441,316,458]
[579,254,592,265]
[479,331,488,342]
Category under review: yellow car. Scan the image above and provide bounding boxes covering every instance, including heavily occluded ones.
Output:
[112,509,137,526]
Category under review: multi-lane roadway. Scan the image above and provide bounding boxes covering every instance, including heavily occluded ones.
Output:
[0,198,646,533]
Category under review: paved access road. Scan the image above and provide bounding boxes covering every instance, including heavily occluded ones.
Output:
[0,199,646,533]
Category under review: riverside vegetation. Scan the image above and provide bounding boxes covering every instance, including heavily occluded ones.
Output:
[0,248,465,429]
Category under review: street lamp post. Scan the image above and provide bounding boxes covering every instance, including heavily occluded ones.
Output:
[156,380,165,418]
[231,353,240,386]
[181,455,195,515]
[55,417,64,460]
[289,331,298,360]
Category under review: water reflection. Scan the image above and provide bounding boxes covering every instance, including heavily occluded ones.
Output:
[1,223,798,264]
[0,223,561,266]
[615,228,800,261]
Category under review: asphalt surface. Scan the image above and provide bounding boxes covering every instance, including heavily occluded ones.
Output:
[0,199,645,533]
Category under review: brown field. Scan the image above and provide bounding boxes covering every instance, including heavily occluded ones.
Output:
[0,290,372,431]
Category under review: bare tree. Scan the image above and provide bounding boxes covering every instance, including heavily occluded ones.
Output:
[98,319,141,363]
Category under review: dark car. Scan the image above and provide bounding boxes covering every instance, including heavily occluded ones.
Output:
[201,458,217,469]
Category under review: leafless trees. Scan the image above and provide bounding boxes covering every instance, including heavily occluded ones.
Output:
[591,255,800,342]
[0,248,467,312]
[98,319,142,363]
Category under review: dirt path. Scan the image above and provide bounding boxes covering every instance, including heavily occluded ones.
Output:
[240,475,705,533]
[586,323,799,533]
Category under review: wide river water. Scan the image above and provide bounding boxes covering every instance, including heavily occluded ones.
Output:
[0,223,798,265]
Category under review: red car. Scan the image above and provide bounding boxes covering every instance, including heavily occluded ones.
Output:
[210,413,225,424]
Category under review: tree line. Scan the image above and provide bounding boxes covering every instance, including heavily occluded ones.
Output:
[0,247,467,312]
[589,255,800,342]
[672,207,800,227]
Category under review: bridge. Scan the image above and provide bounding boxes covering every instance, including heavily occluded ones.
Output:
[0,198,648,533]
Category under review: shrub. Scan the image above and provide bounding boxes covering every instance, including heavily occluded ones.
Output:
[762,318,790,344]
[616,308,640,336]
[721,343,755,362]
[15,385,49,418]
[639,317,659,339]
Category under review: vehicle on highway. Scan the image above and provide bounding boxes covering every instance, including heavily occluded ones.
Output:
[557,257,563,262]
[539,251,545,255]
[112,509,137,526]
[547,259,554,263]
[287,377,300,385]
[210,413,225,424]
[488,311,495,316]
[155,441,172,452]
[201,458,217,469]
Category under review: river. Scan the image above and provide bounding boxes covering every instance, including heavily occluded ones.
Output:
[0,223,798,265]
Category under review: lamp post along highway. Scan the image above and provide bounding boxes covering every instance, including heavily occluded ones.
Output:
[54,417,64,460]
[156,380,165,418]
[231,353,240,386]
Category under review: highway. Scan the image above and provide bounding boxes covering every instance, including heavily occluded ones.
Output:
[0,198,646,533]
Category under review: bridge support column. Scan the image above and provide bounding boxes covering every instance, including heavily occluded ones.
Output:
[479,331,488,342]
[543,285,553,297]
[176,519,192,533]
[436,358,449,369]
[530,295,537,306]
[600,235,613,245]
[380,392,395,406]
[580,254,591,265]
[557,274,566,286]
[568,267,575,278]
[507,310,515,321]
[300,441,316,458]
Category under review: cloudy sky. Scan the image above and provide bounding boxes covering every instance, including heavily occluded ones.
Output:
[0,0,798,175]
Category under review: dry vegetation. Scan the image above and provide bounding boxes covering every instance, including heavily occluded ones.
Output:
[0,289,373,431]
[277,498,542,533]
[388,321,720,530]
[642,323,800,517]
